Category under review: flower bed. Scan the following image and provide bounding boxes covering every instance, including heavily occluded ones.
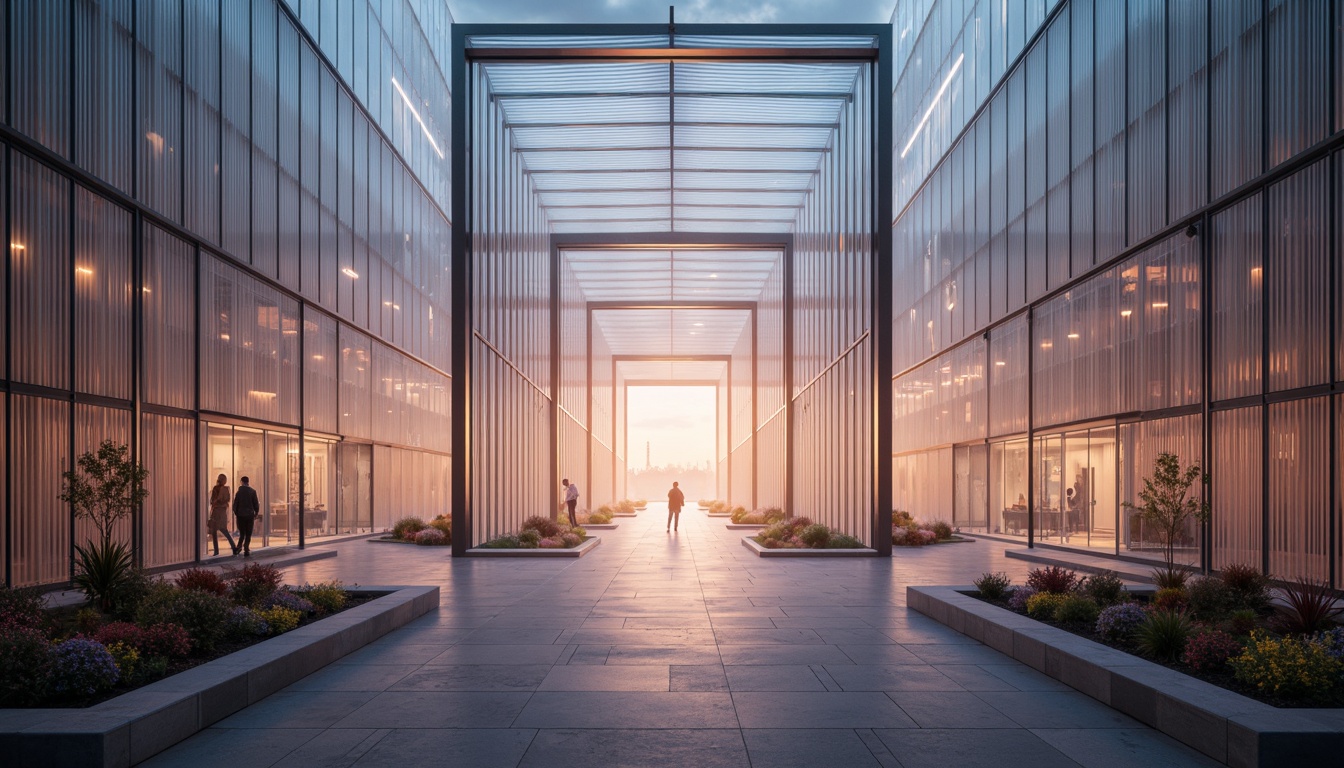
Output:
[968,564,1344,708]
[577,510,613,525]
[0,565,370,709]
[478,516,590,549]
[891,510,960,546]
[751,517,865,550]
[730,506,786,525]
[372,514,452,546]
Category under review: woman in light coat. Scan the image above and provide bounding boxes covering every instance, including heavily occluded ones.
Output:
[208,474,238,556]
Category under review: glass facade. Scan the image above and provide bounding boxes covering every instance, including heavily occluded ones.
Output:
[2,0,453,586]
[891,0,1344,584]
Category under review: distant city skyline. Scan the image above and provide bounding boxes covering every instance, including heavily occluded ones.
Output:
[626,386,717,470]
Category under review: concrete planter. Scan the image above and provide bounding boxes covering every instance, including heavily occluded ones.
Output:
[465,536,602,558]
[580,523,619,530]
[740,536,876,557]
[0,586,439,768]
[725,523,768,530]
[907,585,1344,768]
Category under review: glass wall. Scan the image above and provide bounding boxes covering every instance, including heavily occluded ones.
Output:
[892,0,1344,582]
[1,0,455,585]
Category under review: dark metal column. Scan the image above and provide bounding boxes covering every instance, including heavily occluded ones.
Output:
[450,28,473,558]
[871,25,893,557]
[550,246,561,522]
[784,238,794,520]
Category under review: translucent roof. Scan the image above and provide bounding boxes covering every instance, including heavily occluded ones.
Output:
[479,59,864,233]
[593,309,751,356]
[563,249,780,301]
[617,360,728,383]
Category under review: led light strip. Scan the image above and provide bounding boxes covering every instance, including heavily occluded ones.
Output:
[391,77,445,159]
[900,52,965,159]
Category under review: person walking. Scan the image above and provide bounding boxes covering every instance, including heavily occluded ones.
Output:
[667,481,685,532]
[563,478,580,527]
[232,476,260,557]
[208,474,238,556]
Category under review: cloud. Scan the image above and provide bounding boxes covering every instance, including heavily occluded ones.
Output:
[447,0,895,24]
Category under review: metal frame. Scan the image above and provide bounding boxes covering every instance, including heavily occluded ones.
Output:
[453,22,889,553]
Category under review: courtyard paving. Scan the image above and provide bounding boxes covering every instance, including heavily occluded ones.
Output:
[143,506,1219,767]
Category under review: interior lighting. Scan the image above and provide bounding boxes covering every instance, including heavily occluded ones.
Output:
[1120,309,1132,318]
[311,354,325,361]
[995,361,1006,367]
[1040,341,1053,349]
[220,333,231,341]
[390,77,445,159]
[75,266,94,276]
[900,53,965,159]
[1151,302,1168,309]
[342,267,360,279]
[709,273,718,278]
[1067,332,1080,339]
[145,131,165,154]
[248,390,276,399]
[10,242,25,251]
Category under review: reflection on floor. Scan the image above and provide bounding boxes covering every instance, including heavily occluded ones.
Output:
[145,504,1219,768]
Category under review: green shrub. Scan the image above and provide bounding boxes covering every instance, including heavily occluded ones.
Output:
[428,515,453,544]
[1152,587,1188,611]
[109,566,155,620]
[105,641,140,681]
[1151,566,1190,591]
[137,587,232,652]
[1134,610,1193,661]
[297,581,347,615]
[1186,576,1233,620]
[72,539,135,613]
[1026,592,1068,620]
[931,520,954,540]
[517,529,542,547]
[616,500,637,515]
[521,515,563,537]
[586,512,612,524]
[1078,570,1126,606]
[1275,576,1344,635]
[228,562,283,607]
[0,624,51,706]
[0,584,48,631]
[413,528,447,546]
[1231,631,1342,700]
[480,535,522,549]
[391,517,427,540]
[974,572,1012,601]
[1219,563,1270,611]
[827,534,864,549]
[799,524,831,548]
[259,606,302,635]
[1227,608,1258,636]
[1054,594,1101,625]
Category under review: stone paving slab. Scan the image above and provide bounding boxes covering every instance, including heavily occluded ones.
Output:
[140,505,1228,768]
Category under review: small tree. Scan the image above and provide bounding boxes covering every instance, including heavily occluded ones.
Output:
[1123,452,1209,572]
[60,440,149,549]
[59,441,149,612]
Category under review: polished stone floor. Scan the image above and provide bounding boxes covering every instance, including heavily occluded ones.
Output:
[143,505,1218,767]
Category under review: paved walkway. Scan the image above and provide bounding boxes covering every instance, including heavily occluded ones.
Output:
[143,505,1218,767]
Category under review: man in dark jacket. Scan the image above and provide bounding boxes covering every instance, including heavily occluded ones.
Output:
[232,476,260,557]
[667,481,685,532]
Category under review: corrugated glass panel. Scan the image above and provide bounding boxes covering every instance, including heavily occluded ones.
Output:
[1210,0,1262,199]
[1069,0,1095,276]
[1166,0,1208,222]
[1265,0,1328,169]
[1093,0,1126,261]
[11,395,69,586]
[1268,398,1328,581]
[339,324,373,439]
[10,0,72,157]
[1212,406,1262,571]
[251,0,279,277]
[74,0,134,194]
[1267,161,1328,392]
[142,412,196,567]
[184,0,222,244]
[220,0,251,261]
[1211,194,1262,401]
[988,314,1028,437]
[1024,44,1047,302]
[10,154,70,390]
[1045,7,1070,291]
[142,225,196,409]
[1126,0,1165,243]
[137,0,183,221]
[74,187,132,399]
[1119,414,1202,564]
[304,307,339,433]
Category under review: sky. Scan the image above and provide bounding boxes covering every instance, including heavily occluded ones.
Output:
[448,0,896,24]
[626,386,717,469]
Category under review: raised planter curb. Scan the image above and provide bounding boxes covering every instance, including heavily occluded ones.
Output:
[907,585,1344,768]
[465,536,602,558]
[0,585,439,768]
[612,512,638,518]
[740,536,876,558]
[725,523,767,530]
[706,512,732,518]
[580,523,619,530]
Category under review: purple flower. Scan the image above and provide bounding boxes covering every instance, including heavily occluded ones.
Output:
[1007,586,1037,612]
[48,637,119,696]
[1096,602,1148,640]
[261,590,315,614]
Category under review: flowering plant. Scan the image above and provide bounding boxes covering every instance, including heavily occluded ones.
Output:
[48,638,120,698]
[1095,602,1147,641]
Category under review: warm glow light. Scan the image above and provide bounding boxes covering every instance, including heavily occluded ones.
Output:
[220,333,231,341]
[901,53,965,159]
[145,131,165,153]
[1120,309,1132,317]
[995,361,1006,367]
[693,322,704,327]
[10,242,25,251]
[946,301,955,311]
[1040,341,1053,349]
[142,286,152,294]
[75,266,94,276]
[1067,332,1080,339]
[342,267,360,279]
[390,77,445,159]
[248,390,276,399]
[312,354,325,361]
[709,273,718,278]
[1151,302,1168,309]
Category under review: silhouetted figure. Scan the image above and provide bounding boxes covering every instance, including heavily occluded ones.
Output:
[233,476,260,557]
[563,478,579,527]
[667,481,684,532]
[208,474,237,556]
